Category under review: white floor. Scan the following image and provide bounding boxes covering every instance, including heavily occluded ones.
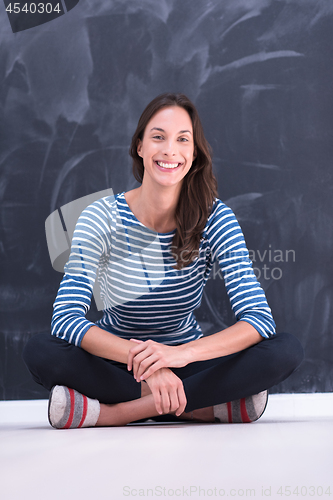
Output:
[0,394,332,500]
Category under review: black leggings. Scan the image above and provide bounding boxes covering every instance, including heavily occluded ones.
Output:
[23,332,303,415]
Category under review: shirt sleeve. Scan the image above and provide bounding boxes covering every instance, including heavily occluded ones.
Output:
[206,200,276,338]
[51,198,112,346]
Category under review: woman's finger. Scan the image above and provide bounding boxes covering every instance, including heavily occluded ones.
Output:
[138,360,162,381]
[136,354,161,381]
[160,384,171,414]
[175,385,187,416]
[132,349,155,380]
[152,387,163,415]
[127,339,146,371]
[168,384,180,414]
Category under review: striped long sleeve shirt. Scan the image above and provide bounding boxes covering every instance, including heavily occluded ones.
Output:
[51,192,276,346]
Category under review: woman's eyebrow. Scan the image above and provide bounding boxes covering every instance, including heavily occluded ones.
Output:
[150,127,165,133]
[150,127,192,134]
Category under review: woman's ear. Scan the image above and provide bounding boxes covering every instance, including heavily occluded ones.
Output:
[137,140,143,158]
[193,145,197,160]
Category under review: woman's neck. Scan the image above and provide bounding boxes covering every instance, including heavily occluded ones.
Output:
[125,184,181,233]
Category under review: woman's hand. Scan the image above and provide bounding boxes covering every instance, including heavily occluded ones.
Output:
[127,339,191,381]
[144,367,187,416]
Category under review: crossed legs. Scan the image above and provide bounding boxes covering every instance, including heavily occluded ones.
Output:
[96,381,214,426]
[23,332,304,426]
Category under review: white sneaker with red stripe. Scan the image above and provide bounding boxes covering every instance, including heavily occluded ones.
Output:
[48,386,101,429]
[213,390,268,423]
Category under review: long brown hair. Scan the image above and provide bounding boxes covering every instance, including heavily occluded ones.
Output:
[129,93,218,270]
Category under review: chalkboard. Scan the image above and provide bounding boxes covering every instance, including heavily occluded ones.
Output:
[0,0,332,399]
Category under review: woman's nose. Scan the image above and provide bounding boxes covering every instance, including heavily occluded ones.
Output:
[162,140,177,156]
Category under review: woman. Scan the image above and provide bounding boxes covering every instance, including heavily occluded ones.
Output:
[23,93,303,428]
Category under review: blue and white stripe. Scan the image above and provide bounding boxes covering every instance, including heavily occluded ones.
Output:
[51,192,276,346]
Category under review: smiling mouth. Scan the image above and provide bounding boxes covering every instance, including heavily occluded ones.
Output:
[155,161,181,169]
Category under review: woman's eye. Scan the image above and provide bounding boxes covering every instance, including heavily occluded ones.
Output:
[178,137,188,142]
[153,135,163,140]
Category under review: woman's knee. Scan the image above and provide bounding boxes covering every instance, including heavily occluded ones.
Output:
[22,333,70,384]
[23,333,49,371]
[263,332,304,378]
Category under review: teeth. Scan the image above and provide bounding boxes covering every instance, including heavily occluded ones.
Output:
[157,161,180,169]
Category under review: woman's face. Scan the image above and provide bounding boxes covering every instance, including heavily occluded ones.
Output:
[137,106,196,189]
